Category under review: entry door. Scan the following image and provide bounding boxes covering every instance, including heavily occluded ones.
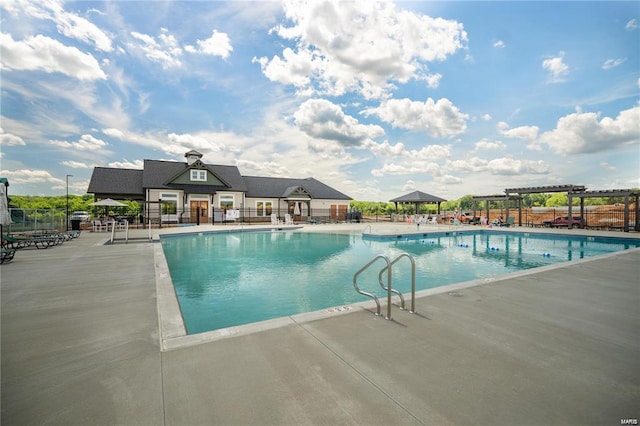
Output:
[190,200,208,223]
[331,204,347,220]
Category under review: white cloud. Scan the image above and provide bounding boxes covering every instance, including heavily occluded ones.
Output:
[129,28,183,69]
[252,48,313,89]
[437,174,463,184]
[402,179,416,191]
[185,30,233,59]
[0,127,26,146]
[0,33,107,81]
[371,161,441,177]
[0,169,63,185]
[482,114,492,121]
[447,156,549,176]
[542,51,569,83]
[368,140,407,157]
[50,134,108,150]
[363,97,468,138]
[1,0,113,52]
[235,159,290,177]
[166,132,224,155]
[294,98,385,146]
[486,157,549,175]
[537,106,640,155]
[258,0,467,99]
[423,73,442,89]
[60,160,92,168]
[102,128,125,139]
[496,122,539,141]
[369,140,451,161]
[475,138,505,151]
[493,40,505,48]
[369,141,450,177]
[600,161,617,171]
[626,19,638,31]
[448,157,488,173]
[107,159,144,169]
[602,58,626,70]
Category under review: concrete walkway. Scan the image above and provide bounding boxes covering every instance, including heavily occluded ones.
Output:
[1,224,639,425]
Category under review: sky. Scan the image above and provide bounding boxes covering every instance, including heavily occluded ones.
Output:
[1,0,639,202]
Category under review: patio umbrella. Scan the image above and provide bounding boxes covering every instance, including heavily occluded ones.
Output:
[93,198,126,207]
[0,182,11,237]
[93,198,126,218]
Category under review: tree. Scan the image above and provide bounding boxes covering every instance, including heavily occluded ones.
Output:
[457,194,475,211]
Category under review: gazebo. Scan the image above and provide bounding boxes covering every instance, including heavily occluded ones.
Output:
[390,191,447,215]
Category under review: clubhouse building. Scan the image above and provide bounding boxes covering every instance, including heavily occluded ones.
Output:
[87,150,352,224]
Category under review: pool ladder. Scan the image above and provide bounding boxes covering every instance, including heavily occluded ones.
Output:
[353,252,416,320]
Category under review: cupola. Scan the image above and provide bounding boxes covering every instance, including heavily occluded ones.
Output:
[185,150,203,165]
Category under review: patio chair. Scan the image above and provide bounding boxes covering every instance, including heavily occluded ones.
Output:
[284,214,294,225]
[427,216,438,226]
[270,214,282,225]
[92,219,107,232]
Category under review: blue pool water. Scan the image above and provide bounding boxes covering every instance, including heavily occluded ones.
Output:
[160,230,640,334]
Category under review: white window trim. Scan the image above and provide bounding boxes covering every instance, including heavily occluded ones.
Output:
[219,194,235,209]
[190,169,207,182]
[159,192,180,222]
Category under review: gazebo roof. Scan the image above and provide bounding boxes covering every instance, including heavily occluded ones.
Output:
[390,190,447,203]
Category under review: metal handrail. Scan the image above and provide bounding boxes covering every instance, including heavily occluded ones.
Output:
[353,254,393,319]
[379,253,417,313]
[362,224,372,234]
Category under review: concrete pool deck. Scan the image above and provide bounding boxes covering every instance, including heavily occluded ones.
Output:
[1,223,639,425]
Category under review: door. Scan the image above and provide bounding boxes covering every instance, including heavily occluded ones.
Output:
[190,200,208,224]
[331,204,347,221]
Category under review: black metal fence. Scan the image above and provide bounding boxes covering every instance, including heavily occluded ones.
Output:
[5,206,637,232]
[144,207,366,226]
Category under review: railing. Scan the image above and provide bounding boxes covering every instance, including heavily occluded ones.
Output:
[109,219,129,244]
[353,255,392,319]
[378,253,416,313]
[353,252,417,320]
[362,224,372,234]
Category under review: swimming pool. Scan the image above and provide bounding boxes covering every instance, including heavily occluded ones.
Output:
[160,229,640,334]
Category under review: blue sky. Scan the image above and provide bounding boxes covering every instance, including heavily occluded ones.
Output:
[1,0,638,201]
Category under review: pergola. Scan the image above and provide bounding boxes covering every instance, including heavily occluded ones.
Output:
[390,191,447,215]
[569,189,639,232]
[505,185,586,228]
[471,194,522,222]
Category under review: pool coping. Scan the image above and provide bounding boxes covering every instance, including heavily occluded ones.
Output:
[154,225,640,351]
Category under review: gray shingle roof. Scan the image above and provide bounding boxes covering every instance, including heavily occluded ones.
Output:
[243,176,351,200]
[88,159,350,201]
[142,160,247,191]
[87,168,144,196]
[390,191,447,203]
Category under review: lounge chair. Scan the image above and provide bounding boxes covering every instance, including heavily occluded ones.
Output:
[427,216,438,226]
[1,248,16,264]
[1,233,62,249]
[284,214,294,225]
[270,214,282,225]
[500,216,515,227]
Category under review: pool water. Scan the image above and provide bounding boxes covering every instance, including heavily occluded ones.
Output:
[160,230,640,334]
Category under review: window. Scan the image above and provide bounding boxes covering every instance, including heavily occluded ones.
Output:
[256,201,272,217]
[190,169,206,182]
[160,193,178,215]
[219,194,234,210]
